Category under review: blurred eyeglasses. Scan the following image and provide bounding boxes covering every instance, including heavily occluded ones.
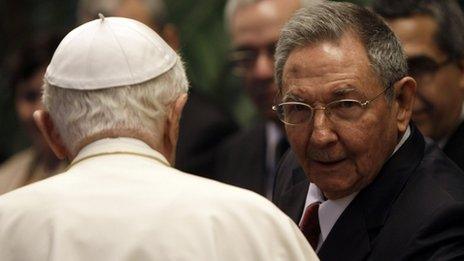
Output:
[18,89,41,103]
[229,42,276,76]
[273,86,391,125]
[407,56,452,79]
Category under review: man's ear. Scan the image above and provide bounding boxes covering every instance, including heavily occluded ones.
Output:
[33,110,69,160]
[163,93,188,165]
[393,76,416,133]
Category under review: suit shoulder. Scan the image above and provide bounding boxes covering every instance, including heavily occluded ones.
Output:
[219,123,266,151]
[419,143,464,201]
[401,201,464,259]
[182,89,237,127]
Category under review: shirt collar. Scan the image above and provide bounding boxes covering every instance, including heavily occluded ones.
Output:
[71,137,170,167]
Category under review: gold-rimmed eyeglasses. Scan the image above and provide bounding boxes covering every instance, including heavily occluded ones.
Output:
[272,86,392,125]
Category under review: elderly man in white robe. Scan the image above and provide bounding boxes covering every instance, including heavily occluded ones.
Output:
[0,16,317,261]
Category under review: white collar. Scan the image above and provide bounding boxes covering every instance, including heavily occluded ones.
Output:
[300,183,358,251]
[70,137,170,168]
[300,126,411,250]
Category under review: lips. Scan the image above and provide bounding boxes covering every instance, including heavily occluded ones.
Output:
[312,158,346,166]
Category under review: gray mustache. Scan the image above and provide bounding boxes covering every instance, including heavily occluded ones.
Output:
[307,150,345,162]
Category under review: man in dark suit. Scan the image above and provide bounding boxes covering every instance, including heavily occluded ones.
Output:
[272,1,464,259]
[372,0,464,170]
[78,0,238,178]
[216,0,309,199]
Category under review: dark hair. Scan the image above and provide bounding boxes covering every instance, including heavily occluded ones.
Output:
[372,0,464,62]
[275,1,407,101]
[8,33,62,97]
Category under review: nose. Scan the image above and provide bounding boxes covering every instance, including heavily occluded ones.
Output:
[252,51,274,80]
[309,109,338,148]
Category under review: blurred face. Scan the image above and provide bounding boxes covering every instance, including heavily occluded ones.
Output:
[112,0,180,51]
[114,0,159,30]
[15,66,47,148]
[388,15,464,140]
[282,34,400,199]
[229,0,300,120]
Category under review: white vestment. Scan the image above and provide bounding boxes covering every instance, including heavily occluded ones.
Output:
[0,138,317,261]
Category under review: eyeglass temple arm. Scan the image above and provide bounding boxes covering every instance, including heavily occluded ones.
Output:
[362,85,393,106]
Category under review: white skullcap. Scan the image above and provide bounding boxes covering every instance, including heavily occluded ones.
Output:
[45,14,177,90]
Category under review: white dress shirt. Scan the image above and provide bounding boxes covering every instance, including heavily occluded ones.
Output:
[300,126,411,251]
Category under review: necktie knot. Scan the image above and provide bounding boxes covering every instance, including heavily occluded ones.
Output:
[300,202,321,249]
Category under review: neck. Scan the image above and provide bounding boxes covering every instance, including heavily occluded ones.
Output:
[70,129,166,162]
[35,146,63,172]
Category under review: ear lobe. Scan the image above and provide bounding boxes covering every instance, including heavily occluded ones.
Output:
[393,76,416,133]
[33,110,69,160]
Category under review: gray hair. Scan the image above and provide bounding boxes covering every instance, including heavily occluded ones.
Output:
[224,0,317,30]
[275,1,408,100]
[77,0,168,27]
[42,59,189,154]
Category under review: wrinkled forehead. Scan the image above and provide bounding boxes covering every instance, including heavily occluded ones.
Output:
[282,35,373,84]
[280,37,384,101]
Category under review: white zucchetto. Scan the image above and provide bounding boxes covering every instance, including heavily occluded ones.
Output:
[45,14,177,90]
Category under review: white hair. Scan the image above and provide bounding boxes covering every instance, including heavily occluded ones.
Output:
[77,0,168,26]
[224,0,318,31]
[42,59,189,154]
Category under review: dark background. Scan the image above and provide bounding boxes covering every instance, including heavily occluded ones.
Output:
[1,0,462,161]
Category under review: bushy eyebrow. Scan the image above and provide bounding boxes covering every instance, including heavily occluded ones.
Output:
[282,93,303,102]
[332,87,358,98]
[282,85,360,102]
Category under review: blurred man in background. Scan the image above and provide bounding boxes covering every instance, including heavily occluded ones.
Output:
[216,0,315,199]
[78,0,238,178]
[0,35,66,194]
[372,0,464,170]
[0,16,317,260]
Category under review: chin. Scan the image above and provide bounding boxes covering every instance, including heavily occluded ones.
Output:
[311,174,361,199]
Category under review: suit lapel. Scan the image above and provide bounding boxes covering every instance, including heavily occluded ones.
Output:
[278,167,309,223]
[230,122,267,194]
[318,197,371,261]
[318,125,425,260]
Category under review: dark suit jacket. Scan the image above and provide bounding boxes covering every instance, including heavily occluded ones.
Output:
[175,89,238,178]
[214,121,269,195]
[444,120,464,170]
[274,125,464,260]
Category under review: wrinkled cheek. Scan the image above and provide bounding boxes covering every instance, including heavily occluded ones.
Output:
[354,149,383,186]
[285,127,310,170]
[286,126,310,152]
